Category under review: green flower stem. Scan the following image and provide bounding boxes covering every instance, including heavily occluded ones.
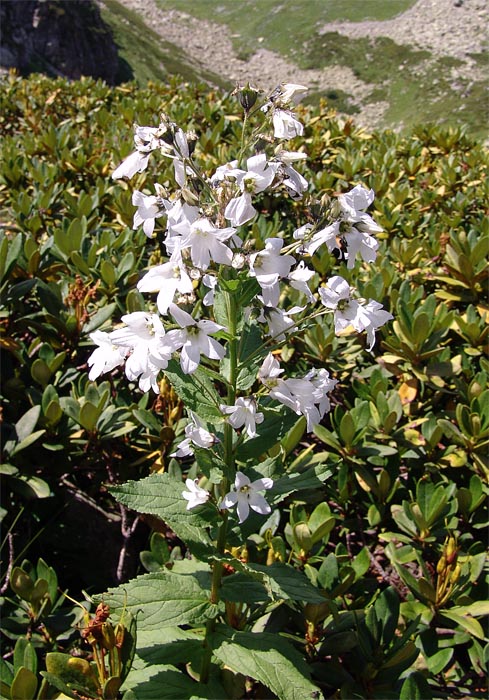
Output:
[200,289,238,684]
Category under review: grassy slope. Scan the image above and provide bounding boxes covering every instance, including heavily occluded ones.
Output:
[101,0,488,139]
[98,0,230,88]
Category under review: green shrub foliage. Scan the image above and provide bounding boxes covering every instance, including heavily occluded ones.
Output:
[0,73,488,700]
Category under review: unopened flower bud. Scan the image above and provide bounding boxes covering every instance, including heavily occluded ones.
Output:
[450,564,461,584]
[446,537,458,565]
[436,555,446,575]
[238,83,259,112]
[232,252,246,269]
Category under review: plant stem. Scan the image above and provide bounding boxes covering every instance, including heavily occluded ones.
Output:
[200,289,238,684]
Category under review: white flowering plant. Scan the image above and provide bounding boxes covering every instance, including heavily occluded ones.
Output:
[88,83,395,698]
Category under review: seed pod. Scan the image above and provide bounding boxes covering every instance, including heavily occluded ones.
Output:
[100,621,116,650]
[114,623,125,649]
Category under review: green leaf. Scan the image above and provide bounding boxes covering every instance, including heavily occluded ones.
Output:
[440,610,486,639]
[10,567,34,601]
[0,231,22,283]
[83,303,117,334]
[216,558,325,604]
[44,652,98,695]
[424,647,453,675]
[15,406,41,443]
[10,667,37,700]
[122,664,226,699]
[211,625,322,700]
[313,424,341,451]
[13,639,37,676]
[221,574,269,604]
[102,571,219,631]
[339,412,355,445]
[110,474,214,559]
[373,587,400,646]
[399,671,432,700]
[270,463,333,505]
[118,609,137,685]
[0,657,14,686]
[164,360,222,421]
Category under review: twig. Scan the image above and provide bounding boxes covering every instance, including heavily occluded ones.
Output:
[0,533,14,595]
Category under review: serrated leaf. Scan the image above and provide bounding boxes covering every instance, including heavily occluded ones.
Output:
[109,474,214,559]
[163,360,222,421]
[270,463,332,505]
[211,625,322,700]
[218,559,325,604]
[121,663,226,699]
[102,571,219,631]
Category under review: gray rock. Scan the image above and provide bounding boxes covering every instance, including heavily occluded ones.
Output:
[0,0,120,84]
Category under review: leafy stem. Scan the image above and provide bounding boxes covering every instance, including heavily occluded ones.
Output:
[200,287,238,683]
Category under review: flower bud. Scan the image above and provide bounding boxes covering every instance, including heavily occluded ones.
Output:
[238,83,259,112]
[445,537,458,565]
[436,555,446,575]
[450,564,461,584]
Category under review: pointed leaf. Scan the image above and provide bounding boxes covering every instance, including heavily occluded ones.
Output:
[211,625,321,700]
[102,571,219,631]
[109,474,214,559]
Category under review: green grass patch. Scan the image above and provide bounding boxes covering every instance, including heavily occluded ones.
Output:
[156,0,416,62]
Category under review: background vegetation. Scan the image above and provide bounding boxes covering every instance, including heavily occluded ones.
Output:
[0,73,487,699]
[98,0,489,139]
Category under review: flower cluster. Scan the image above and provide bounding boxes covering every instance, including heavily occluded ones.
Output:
[88,83,392,524]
